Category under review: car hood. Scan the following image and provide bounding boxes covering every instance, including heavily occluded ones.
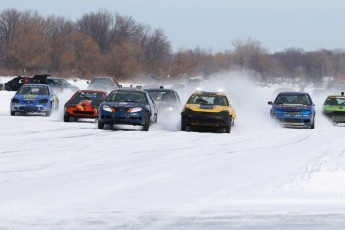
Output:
[65,99,103,108]
[13,94,49,101]
[185,104,228,112]
[101,101,147,108]
[323,104,345,112]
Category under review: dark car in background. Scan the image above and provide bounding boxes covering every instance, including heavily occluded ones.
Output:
[64,90,107,122]
[4,76,32,91]
[268,92,315,129]
[33,75,79,92]
[98,87,157,131]
[87,77,118,92]
[144,86,181,115]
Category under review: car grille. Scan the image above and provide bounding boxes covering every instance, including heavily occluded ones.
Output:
[183,111,229,126]
[73,111,94,115]
[24,107,38,112]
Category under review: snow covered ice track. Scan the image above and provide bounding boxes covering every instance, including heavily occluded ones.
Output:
[1,78,345,229]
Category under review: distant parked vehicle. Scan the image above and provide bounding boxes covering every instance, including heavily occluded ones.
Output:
[4,76,32,91]
[33,75,79,92]
[87,77,118,92]
[268,92,315,129]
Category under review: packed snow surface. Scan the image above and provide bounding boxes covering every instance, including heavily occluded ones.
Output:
[1,74,345,229]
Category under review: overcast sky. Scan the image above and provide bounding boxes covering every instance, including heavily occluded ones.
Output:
[2,0,345,53]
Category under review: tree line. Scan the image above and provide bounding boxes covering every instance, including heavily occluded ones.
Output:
[1,8,345,84]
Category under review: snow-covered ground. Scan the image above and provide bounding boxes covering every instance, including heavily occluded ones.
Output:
[1,73,345,229]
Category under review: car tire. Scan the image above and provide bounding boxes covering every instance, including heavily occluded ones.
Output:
[64,115,70,122]
[143,114,150,131]
[10,111,15,116]
[45,111,51,117]
[98,121,104,129]
[181,123,186,131]
[311,122,315,129]
[226,116,233,133]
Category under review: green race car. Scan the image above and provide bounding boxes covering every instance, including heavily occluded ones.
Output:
[322,92,345,124]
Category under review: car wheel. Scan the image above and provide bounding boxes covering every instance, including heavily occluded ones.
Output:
[98,120,104,129]
[310,122,315,129]
[10,111,15,116]
[64,115,70,122]
[181,122,186,131]
[226,116,232,133]
[45,111,51,117]
[143,114,150,131]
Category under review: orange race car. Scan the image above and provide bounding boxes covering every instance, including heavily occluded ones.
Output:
[64,90,107,122]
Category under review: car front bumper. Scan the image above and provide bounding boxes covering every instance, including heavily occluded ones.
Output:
[11,103,50,113]
[181,110,231,127]
[99,111,146,125]
[273,113,313,127]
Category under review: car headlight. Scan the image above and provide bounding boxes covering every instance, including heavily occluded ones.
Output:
[274,109,286,114]
[102,105,114,112]
[300,110,311,115]
[11,98,20,104]
[38,99,48,104]
[128,107,142,113]
[164,107,174,112]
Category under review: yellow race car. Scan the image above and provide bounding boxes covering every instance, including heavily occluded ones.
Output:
[181,90,236,133]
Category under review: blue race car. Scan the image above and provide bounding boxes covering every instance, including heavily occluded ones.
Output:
[268,92,315,129]
[98,87,158,131]
[10,84,59,116]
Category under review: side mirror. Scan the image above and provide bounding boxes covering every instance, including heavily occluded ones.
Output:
[268,101,273,105]
[87,81,90,84]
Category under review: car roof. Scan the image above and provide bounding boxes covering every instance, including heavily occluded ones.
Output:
[277,92,309,95]
[111,88,146,93]
[22,84,50,87]
[326,95,345,98]
[76,90,106,93]
[90,77,113,79]
[145,88,176,92]
[193,91,226,96]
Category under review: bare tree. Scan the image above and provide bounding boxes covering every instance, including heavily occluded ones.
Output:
[143,28,171,76]
[77,9,115,53]
[0,9,21,60]
[7,11,51,72]
[60,32,101,77]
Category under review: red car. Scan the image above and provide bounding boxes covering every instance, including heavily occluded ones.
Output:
[64,90,107,122]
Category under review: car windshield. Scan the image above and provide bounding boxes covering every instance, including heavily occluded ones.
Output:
[324,97,345,105]
[275,94,312,105]
[17,86,49,95]
[107,91,147,103]
[188,95,228,106]
[74,92,105,101]
[147,91,176,102]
